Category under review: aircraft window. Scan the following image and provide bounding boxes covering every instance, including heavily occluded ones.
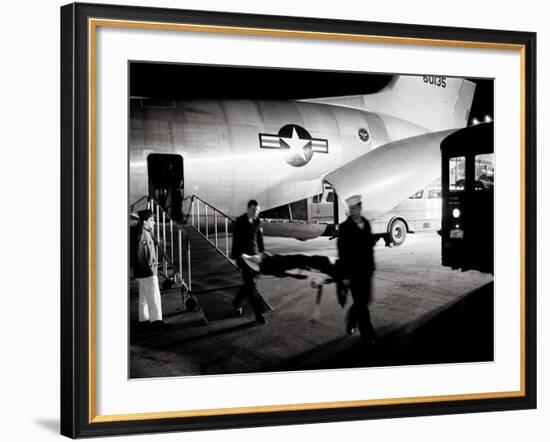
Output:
[409,189,424,199]
[326,192,334,203]
[449,156,466,191]
[428,188,441,199]
[474,153,494,191]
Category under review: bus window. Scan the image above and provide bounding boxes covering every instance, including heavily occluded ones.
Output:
[409,189,424,199]
[475,153,494,191]
[427,188,441,199]
[312,194,322,203]
[449,156,466,191]
[326,191,334,203]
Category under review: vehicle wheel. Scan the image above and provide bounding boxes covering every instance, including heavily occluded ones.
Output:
[388,219,407,246]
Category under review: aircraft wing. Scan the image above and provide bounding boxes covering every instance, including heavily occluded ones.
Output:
[324,129,457,219]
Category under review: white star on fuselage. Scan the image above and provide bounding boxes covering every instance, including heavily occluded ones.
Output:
[280,127,311,161]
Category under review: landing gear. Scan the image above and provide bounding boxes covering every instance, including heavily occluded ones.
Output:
[385,219,407,247]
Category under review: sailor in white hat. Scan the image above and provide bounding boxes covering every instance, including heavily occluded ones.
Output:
[345,194,362,208]
[338,194,377,345]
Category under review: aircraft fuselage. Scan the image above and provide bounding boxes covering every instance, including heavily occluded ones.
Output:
[130,98,426,216]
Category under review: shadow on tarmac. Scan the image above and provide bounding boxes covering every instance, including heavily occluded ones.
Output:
[130,280,493,377]
[266,281,494,372]
[131,319,260,348]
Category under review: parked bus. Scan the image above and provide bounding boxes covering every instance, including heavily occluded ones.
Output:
[440,122,494,273]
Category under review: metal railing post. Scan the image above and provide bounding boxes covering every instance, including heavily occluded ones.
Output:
[170,220,174,264]
[197,200,200,233]
[214,210,218,249]
[162,211,167,275]
[225,217,229,257]
[156,203,160,265]
[178,229,182,276]
[205,205,209,239]
[187,238,192,291]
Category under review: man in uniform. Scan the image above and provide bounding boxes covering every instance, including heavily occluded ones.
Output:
[134,209,170,330]
[337,195,377,345]
[231,200,267,324]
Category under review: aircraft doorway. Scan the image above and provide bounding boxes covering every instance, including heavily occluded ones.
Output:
[147,154,184,221]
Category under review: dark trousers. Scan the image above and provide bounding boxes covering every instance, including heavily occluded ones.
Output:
[346,277,376,341]
[233,257,265,317]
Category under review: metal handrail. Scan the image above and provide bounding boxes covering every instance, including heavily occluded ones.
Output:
[131,194,239,294]
[190,194,234,261]
[191,194,235,222]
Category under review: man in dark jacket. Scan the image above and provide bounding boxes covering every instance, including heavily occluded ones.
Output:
[337,195,377,344]
[231,199,267,324]
[133,209,169,330]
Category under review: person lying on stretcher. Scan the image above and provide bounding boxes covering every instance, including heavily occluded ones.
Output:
[239,252,349,309]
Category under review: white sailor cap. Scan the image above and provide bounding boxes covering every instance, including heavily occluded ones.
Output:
[345,194,362,207]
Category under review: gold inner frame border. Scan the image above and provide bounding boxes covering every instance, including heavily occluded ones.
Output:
[87,17,527,424]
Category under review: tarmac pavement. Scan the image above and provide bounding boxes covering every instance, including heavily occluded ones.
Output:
[129,231,493,378]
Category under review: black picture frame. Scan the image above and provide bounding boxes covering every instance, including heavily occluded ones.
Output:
[60,2,536,438]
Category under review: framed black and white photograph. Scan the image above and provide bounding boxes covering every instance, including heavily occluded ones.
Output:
[60,2,536,438]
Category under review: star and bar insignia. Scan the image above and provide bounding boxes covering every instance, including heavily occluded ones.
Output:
[259,124,329,167]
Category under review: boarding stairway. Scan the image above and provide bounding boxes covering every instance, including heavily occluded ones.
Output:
[130,195,271,323]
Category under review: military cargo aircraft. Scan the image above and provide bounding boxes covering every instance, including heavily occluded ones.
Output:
[130,74,475,239]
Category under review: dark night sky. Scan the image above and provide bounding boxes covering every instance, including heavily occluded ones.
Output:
[130,62,493,124]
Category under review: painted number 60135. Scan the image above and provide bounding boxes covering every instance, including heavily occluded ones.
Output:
[423,76,447,88]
